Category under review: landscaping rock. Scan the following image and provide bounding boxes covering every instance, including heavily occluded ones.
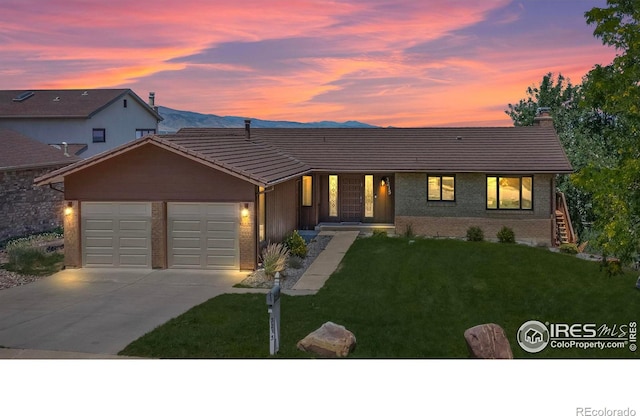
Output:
[464,323,513,359]
[297,321,356,357]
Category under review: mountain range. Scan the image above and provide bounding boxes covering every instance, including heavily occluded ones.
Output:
[158,106,376,133]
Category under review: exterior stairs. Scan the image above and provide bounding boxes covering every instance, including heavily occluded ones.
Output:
[555,210,571,244]
[554,191,577,246]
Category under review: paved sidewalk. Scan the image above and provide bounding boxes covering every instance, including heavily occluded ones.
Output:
[0,348,132,359]
[290,231,359,292]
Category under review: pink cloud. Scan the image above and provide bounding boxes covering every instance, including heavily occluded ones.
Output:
[0,0,617,126]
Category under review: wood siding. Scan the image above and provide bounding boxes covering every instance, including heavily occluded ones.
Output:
[64,143,255,202]
[265,178,298,242]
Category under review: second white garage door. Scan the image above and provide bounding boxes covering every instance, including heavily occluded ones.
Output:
[168,203,240,269]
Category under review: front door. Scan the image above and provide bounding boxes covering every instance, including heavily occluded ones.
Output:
[340,175,363,222]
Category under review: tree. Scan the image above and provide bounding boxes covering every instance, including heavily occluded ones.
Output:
[573,0,640,264]
[505,73,597,237]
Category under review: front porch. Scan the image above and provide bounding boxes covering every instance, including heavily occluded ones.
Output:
[315,222,396,235]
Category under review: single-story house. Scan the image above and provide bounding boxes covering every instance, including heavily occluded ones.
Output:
[0,129,79,242]
[34,112,573,271]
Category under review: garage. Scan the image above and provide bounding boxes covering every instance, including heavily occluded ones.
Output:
[168,202,240,269]
[81,202,152,267]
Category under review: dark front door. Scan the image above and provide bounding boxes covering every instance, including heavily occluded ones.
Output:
[340,175,363,222]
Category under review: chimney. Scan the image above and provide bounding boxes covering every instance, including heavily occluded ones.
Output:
[533,107,553,127]
[148,92,155,107]
[245,119,251,140]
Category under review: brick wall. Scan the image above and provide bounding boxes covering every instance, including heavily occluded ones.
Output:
[395,172,555,245]
[0,167,67,243]
[151,202,167,269]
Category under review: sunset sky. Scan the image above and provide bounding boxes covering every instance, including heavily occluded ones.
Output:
[0,0,617,127]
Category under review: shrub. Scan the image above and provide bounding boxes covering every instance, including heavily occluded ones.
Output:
[466,226,484,242]
[284,230,308,258]
[600,258,623,277]
[497,226,515,243]
[261,243,290,280]
[403,223,415,238]
[287,256,304,269]
[372,229,387,238]
[559,243,578,255]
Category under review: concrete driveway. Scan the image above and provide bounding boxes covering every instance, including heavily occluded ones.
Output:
[0,268,250,356]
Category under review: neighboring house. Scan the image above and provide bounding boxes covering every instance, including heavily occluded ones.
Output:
[0,89,163,158]
[0,129,79,242]
[35,112,573,271]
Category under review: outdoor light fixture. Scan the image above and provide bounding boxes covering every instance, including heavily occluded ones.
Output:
[64,202,73,216]
[241,203,249,217]
[381,177,387,187]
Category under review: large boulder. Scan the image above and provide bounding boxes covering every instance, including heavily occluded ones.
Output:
[464,323,513,359]
[297,321,356,357]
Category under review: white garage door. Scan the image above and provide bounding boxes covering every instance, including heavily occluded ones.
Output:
[168,203,239,269]
[81,202,152,268]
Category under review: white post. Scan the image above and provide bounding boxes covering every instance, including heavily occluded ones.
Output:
[267,272,281,355]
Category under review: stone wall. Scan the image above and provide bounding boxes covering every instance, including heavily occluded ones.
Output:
[0,167,67,243]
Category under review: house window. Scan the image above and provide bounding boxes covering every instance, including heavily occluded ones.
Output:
[329,175,338,217]
[136,129,156,139]
[364,175,374,218]
[123,99,128,108]
[302,176,313,207]
[428,175,455,201]
[92,128,106,143]
[487,176,533,210]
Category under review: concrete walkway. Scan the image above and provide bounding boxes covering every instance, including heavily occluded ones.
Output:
[0,231,359,359]
[290,230,359,292]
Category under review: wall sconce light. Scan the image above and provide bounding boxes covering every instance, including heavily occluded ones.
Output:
[64,202,73,216]
[241,203,249,218]
[380,177,387,187]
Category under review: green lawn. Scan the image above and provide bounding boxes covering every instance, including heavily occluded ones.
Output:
[120,237,640,358]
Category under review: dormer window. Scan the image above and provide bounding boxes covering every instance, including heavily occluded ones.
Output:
[92,128,106,143]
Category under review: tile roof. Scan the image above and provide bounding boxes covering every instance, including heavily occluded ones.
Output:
[0,89,162,120]
[35,125,572,187]
[182,126,573,174]
[0,129,80,171]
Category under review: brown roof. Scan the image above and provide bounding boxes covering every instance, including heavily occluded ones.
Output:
[35,126,572,187]
[181,126,573,174]
[0,89,162,120]
[0,129,80,171]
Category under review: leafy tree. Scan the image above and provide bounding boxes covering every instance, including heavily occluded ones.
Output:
[572,0,640,264]
[505,73,597,237]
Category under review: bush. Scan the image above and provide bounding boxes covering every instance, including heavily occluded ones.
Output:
[372,229,387,238]
[287,256,304,269]
[403,223,415,238]
[284,230,308,258]
[466,226,484,242]
[497,226,515,243]
[559,243,578,255]
[261,243,290,280]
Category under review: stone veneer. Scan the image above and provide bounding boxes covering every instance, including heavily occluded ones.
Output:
[151,202,167,269]
[0,167,68,243]
[63,200,81,267]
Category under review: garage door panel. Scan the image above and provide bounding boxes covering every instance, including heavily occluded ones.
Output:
[207,221,235,232]
[172,219,202,232]
[118,237,149,249]
[207,237,236,249]
[84,236,114,248]
[119,219,149,232]
[206,255,236,268]
[172,237,201,249]
[85,254,115,265]
[84,219,114,231]
[205,204,237,217]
